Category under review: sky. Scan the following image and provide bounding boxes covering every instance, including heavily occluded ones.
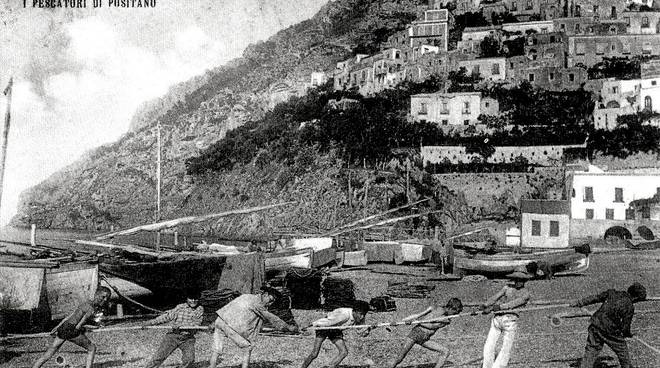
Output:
[0,0,328,224]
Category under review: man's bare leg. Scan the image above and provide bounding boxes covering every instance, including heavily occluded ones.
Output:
[301,336,325,368]
[32,337,65,368]
[328,338,348,368]
[422,341,450,368]
[388,338,416,368]
[241,347,253,368]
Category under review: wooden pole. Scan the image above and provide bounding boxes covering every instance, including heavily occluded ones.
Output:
[0,77,13,213]
[406,161,410,203]
[347,169,352,208]
[155,122,162,251]
[30,224,36,247]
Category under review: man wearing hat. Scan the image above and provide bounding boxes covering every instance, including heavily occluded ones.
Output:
[480,266,532,368]
[141,289,204,368]
[209,286,298,368]
[570,282,647,368]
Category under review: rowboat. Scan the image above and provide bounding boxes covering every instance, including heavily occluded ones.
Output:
[0,257,98,331]
[451,247,590,277]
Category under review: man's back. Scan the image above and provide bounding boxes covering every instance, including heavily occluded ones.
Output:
[590,289,634,337]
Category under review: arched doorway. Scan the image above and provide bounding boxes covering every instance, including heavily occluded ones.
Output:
[604,226,632,244]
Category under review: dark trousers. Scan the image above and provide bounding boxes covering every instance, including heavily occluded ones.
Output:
[580,325,632,368]
[144,332,195,368]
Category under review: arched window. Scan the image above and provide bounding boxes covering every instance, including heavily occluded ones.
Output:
[645,96,653,110]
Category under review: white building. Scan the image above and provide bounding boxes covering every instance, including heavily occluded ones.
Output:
[520,200,571,248]
[410,92,499,127]
[593,78,641,130]
[569,167,660,240]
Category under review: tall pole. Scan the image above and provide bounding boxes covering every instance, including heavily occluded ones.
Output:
[0,77,13,213]
[155,122,162,251]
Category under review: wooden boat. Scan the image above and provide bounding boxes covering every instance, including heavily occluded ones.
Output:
[0,257,98,331]
[361,240,433,264]
[264,238,337,270]
[451,247,590,277]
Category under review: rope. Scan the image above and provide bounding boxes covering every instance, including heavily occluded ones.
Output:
[632,336,660,355]
[311,303,570,330]
[0,325,211,341]
[100,275,163,313]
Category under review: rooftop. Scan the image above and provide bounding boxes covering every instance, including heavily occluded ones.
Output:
[520,200,570,215]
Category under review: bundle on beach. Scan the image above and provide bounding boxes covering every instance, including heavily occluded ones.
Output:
[322,277,356,310]
[385,280,435,299]
[199,288,241,324]
[284,268,323,309]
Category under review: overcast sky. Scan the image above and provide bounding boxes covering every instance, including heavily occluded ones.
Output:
[0,0,327,224]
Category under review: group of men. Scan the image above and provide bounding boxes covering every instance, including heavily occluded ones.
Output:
[32,274,648,368]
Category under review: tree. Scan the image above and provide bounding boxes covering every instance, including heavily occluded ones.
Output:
[587,57,641,80]
[480,35,501,57]
[448,67,482,92]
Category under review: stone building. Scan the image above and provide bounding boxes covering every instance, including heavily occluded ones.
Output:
[410,92,499,129]
[569,167,660,241]
[408,8,449,50]
[567,0,628,20]
[510,66,587,90]
[622,11,660,33]
[593,78,641,130]
[568,34,660,67]
[458,57,508,80]
[520,199,571,248]
[454,0,482,14]
[553,17,628,36]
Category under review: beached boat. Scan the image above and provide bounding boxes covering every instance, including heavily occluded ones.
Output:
[265,237,337,270]
[0,257,98,330]
[450,247,590,277]
[361,240,433,264]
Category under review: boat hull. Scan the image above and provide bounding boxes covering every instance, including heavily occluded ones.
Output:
[0,261,98,321]
[452,248,589,276]
[99,256,226,295]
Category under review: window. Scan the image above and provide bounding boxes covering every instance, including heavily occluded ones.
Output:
[463,101,471,114]
[532,220,541,236]
[485,102,490,107]
[584,186,594,202]
[572,188,576,198]
[575,24,581,33]
[419,102,428,115]
[642,17,650,28]
[653,81,657,86]
[609,27,617,34]
[529,73,535,82]
[576,42,585,55]
[596,43,605,55]
[492,63,500,75]
[586,209,594,219]
[645,95,653,110]
[512,1,517,11]
[612,86,618,94]
[560,24,565,31]
[611,6,617,19]
[549,221,559,237]
[510,62,515,68]
[526,0,533,10]
[606,208,614,220]
[472,65,480,76]
[614,188,623,202]
[623,17,630,26]
[569,73,575,82]
[442,119,449,125]
[549,72,555,81]
[626,209,635,220]
[642,207,651,219]
[441,101,449,114]
[593,5,599,14]
[575,5,581,17]
[464,119,470,125]
[622,42,631,54]
[550,35,556,43]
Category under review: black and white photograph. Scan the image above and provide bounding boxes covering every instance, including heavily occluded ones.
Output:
[1,0,660,367]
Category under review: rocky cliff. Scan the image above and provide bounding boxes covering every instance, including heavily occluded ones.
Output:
[13,0,467,237]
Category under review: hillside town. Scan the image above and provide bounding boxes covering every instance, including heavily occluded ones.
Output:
[2,1,660,368]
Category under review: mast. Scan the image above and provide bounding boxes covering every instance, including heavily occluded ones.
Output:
[155,121,162,251]
[0,77,13,213]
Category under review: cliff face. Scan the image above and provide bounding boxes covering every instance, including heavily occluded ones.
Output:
[12,0,441,233]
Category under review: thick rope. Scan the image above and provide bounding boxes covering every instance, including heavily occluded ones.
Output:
[311,303,570,330]
[100,275,163,313]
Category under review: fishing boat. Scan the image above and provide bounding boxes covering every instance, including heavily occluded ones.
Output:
[265,237,337,270]
[450,246,590,277]
[0,254,98,331]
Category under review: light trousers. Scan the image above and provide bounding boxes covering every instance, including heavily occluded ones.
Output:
[482,314,518,368]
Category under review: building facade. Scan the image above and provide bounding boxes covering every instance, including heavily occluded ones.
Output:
[408,9,450,50]
[593,78,641,129]
[520,199,571,248]
[568,34,660,67]
[458,57,508,80]
[410,92,499,127]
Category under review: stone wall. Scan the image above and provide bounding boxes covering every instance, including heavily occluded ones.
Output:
[422,144,584,165]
